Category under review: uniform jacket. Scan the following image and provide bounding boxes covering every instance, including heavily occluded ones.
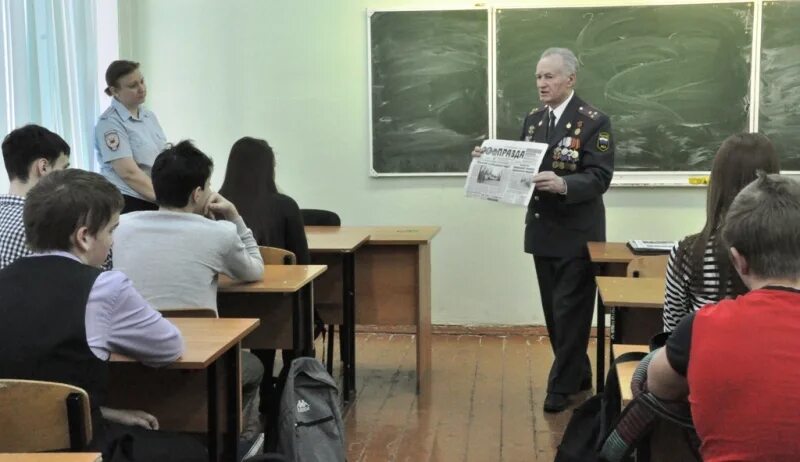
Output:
[521,94,614,257]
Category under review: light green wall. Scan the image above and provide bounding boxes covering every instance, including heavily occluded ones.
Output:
[118,0,706,326]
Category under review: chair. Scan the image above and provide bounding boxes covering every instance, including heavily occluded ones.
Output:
[300,209,341,227]
[0,379,92,452]
[259,246,297,265]
[159,307,218,318]
[300,209,342,374]
[627,255,669,278]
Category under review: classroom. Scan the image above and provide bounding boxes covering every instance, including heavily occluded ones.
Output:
[2,0,800,461]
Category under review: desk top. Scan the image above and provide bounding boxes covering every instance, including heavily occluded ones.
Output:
[0,456,101,462]
[614,344,650,357]
[596,276,665,309]
[0,455,101,462]
[304,227,370,253]
[587,242,635,264]
[306,225,440,245]
[218,265,327,293]
[615,344,649,405]
[110,317,259,368]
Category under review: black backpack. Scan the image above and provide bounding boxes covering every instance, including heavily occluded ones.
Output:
[555,352,646,462]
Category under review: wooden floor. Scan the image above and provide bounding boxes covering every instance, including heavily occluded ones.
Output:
[321,333,597,462]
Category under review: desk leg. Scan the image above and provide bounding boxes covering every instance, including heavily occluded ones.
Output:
[207,361,219,462]
[596,294,606,393]
[416,243,432,394]
[225,347,241,460]
[293,291,302,355]
[207,346,240,462]
[343,253,356,401]
[294,283,315,356]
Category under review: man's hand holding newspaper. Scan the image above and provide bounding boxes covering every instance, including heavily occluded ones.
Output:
[465,139,549,206]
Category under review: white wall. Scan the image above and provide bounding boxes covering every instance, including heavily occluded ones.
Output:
[118,0,707,326]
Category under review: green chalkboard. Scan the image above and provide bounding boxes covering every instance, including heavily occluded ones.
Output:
[496,4,753,172]
[760,1,800,170]
[369,10,489,175]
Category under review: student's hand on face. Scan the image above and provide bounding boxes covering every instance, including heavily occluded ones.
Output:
[100,407,159,430]
[206,192,239,221]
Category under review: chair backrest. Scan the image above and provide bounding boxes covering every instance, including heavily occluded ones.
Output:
[300,209,341,227]
[627,255,669,278]
[259,246,297,265]
[0,379,92,452]
[160,307,218,318]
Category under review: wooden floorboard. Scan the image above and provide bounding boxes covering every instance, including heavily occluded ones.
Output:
[311,332,601,462]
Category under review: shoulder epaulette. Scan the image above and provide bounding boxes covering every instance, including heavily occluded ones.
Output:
[577,104,602,120]
[529,106,545,116]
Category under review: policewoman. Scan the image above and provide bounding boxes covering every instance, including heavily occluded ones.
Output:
[524,47,614,413]
[95,60,167,213]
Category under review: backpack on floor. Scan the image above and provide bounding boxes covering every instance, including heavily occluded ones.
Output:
[277,357,346,462]
[555,351,647,462]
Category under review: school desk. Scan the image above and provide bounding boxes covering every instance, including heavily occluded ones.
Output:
[108,317,259,462]
[0,455,101,462]
[217,265,327,357]
[303,227,370,402]
[307,226,440,394]
[587,241,637,392]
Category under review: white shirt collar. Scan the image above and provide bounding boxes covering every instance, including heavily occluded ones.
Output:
[548,91,574,126]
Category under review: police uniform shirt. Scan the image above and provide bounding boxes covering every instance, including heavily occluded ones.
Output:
[548,90,574,128]
[94,97,167,200]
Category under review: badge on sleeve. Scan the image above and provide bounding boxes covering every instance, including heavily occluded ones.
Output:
[104,130,120,151]
[597,132,610,152]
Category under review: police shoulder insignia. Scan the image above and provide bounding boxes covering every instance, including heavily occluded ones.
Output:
[597,132,611,152]
[578,105,599,120]
[529,106,545,115]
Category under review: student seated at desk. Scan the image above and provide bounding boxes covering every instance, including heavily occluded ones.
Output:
[0,124,70,269]
[662,133,779,331]
[648,173,800,461]
[219,136,310,432]
[0,169,206,461]
[112,140,265,440]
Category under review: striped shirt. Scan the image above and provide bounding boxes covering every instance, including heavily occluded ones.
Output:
[662,238,723,332]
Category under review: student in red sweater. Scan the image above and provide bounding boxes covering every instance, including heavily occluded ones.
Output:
[648,172,800,461]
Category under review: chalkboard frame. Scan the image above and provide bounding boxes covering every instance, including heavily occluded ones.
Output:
[367,7,493,177]
[366,1,800,186]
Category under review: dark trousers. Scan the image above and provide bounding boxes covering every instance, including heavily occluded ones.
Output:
[534,255,596,394]
[252,348,295,449]
[122,195,158,214]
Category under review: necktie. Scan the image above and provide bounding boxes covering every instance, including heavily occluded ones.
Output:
[547,110,556,143]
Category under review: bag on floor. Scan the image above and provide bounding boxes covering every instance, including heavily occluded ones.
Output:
[555,351,647,462]
[277,357,345,462]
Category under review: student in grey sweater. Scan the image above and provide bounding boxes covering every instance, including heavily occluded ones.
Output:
[112,140,265,441]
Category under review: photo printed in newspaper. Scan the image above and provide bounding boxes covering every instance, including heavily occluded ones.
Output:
[464,139,548,206]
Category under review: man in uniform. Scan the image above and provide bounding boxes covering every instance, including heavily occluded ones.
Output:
[526,47,614,412]
[475,47,614,412]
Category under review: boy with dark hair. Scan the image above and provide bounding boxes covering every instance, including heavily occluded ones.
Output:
[648,173,800,461]
[113,140,265,440]
[0,169,206,460]
[0,124,70,268]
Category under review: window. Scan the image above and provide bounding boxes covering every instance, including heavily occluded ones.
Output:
[0,0,118,189]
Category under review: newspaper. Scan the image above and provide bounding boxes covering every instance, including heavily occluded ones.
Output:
[464,139,548,206]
